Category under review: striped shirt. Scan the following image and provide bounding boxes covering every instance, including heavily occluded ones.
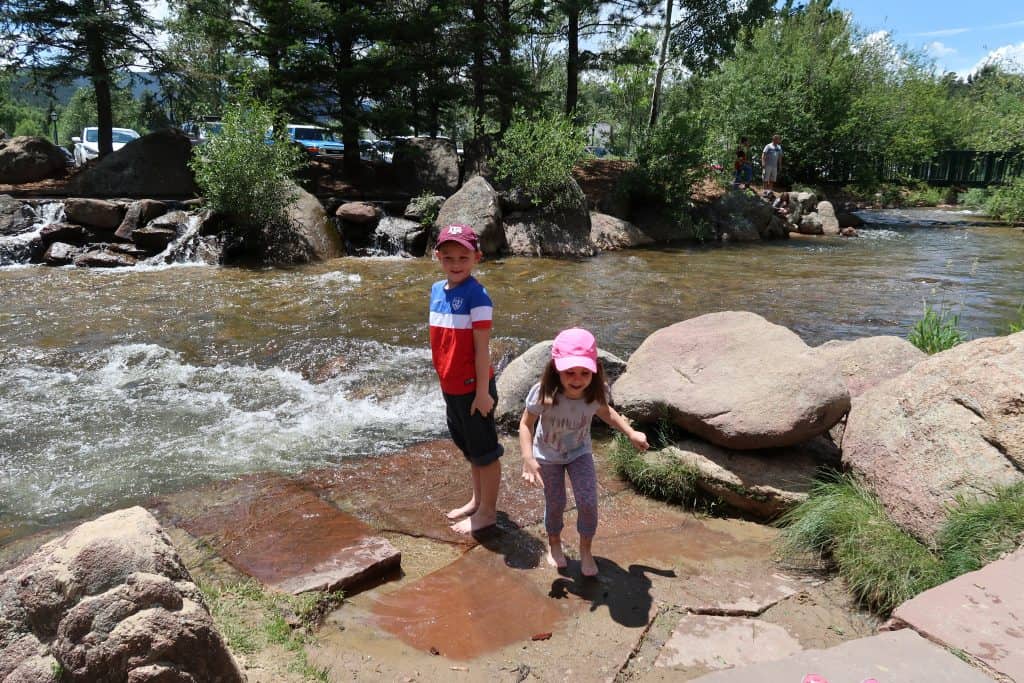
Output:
[429,277,494,395]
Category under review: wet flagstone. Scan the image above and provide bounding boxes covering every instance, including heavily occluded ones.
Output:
[164,473,401,594]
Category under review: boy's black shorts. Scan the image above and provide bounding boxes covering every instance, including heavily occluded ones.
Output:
[443,378,504,466]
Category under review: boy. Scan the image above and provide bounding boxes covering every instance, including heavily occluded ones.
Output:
[429,223,503,534]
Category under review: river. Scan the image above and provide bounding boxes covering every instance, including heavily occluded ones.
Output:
[1,209,1022,542]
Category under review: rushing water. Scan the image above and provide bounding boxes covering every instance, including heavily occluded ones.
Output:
[1,209,1022,540]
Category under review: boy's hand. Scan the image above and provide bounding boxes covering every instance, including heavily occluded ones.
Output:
[470,391,494,417]
[521,457,542,486]
[629,430,650,452]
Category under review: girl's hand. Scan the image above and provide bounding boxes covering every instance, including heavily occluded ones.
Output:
[522,457,542,486]
[629,430,650,452]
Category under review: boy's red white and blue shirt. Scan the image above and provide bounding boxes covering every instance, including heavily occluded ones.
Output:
[429,276,494,395]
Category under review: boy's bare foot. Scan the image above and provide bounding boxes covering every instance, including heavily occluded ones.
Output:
[580,552,598,577]
[450,510,496,534]
[445,500,478,520]
[546,544,568,569]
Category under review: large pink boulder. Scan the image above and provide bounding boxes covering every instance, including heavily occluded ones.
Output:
[613,312,850,449]
[842,332,1024,543]
[0,136,67,183]
[816,335,926,398]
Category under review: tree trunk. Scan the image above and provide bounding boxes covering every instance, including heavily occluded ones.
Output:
[497,0,514,133]
[648,0,674,128]
[82,0,113,158]
[565,3,580,117]
[471,0,487,137]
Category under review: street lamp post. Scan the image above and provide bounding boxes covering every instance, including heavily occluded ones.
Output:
[50,110,58,145]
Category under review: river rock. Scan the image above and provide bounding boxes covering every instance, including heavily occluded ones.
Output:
[336,201,382,225]
[114,199,168,240]
[65,129,198,198]
[131,210,188,251]
[836,210,864,228]
[842,332,1024,543]
[44,242,82,265]
[816,336,926,398]
[39,222,91,246]
[434,175,505,255]
[797,212,824,235]
[613,312,851,449]
[64,198,125,231]
[374,216,427,256]
[0,136,67,184]
[816,201,840,235]
[589,212,654,250]
[393,137,460,196]
[494,340,628,430]
[73,248,137,268]
[503,178,594,258]
[282,183,345,263]
[787,191,817,224]
[702,190,788,241]
[0,506,243,683]
[643,436,841,519]
[840,226,858,237]
[0,195,35,235]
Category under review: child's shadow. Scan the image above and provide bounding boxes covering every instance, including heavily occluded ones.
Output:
[472,511,546,569]
[549,560,675,628]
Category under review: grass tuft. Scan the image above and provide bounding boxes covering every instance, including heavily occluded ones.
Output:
[908,303,965,354]
[607,433,701,505]
[938,482,1024,576]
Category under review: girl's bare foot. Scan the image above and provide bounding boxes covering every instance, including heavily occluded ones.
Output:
[580,552,598,577]
[450,510,496,534]
[445,500,478,520]
[546,541,567,569]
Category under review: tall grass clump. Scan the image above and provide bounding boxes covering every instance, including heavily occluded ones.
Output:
[607,433,701,505]
[1005,303,1024,334]
[908,303,965,354]
[938,482,1024,577]
[778,473,946,613]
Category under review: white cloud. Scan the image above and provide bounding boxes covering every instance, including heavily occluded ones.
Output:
[909,27,970,38]
[963,42,1024,77]
[863,30,890,46]
[926,41,956,58]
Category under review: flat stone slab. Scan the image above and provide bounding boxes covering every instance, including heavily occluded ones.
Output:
[688,629,995,682]
[172,474,401,594]
[655,614,802,671]
[893,548,1024,681]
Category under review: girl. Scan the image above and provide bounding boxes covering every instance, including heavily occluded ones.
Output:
[519,328,649,576]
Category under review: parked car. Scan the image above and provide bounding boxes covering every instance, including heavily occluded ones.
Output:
[286,125,344,157]
[373,140,394,163]
[182,119,223,146]
[71,127,140,167]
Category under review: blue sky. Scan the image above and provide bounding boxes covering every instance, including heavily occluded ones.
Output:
[831,1,1024,76]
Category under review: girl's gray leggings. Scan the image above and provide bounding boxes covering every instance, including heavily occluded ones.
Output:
[539,452,598,538]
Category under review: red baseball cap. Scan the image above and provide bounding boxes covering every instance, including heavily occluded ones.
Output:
[436,224,480,252]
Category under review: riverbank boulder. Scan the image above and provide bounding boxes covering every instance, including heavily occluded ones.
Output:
[494,339,628,429]
[0,136,67,184]
[503,178,595,257]
[0,194,35,235]
[700,190,789,241]
[842,332,1024,544]
[788,192,818,224]
[64,198,125,231]
[278,183,345,263]
[816,336,926,398]
[613,312,851,449]
[0,506,244,683]
[66,129,197,198]
[435,175,504,255]
[640,436,841,519]
[590,212,655,251]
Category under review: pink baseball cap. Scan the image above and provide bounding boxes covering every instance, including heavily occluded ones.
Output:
[552,328,598,373]
[436,223,480,252]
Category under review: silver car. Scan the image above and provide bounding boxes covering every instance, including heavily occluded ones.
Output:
[71,127,140,167]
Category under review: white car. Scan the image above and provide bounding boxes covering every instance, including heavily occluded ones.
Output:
[71,127,140,167]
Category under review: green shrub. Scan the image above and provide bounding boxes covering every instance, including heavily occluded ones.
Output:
[938,482,1024,576]
[902,183,944,207]
[491,110,585,204]
[632,111,708,205]
[908,303,965,354]
[189,89,305,230]
[960,187,990,209]
[985,175,1024,223]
